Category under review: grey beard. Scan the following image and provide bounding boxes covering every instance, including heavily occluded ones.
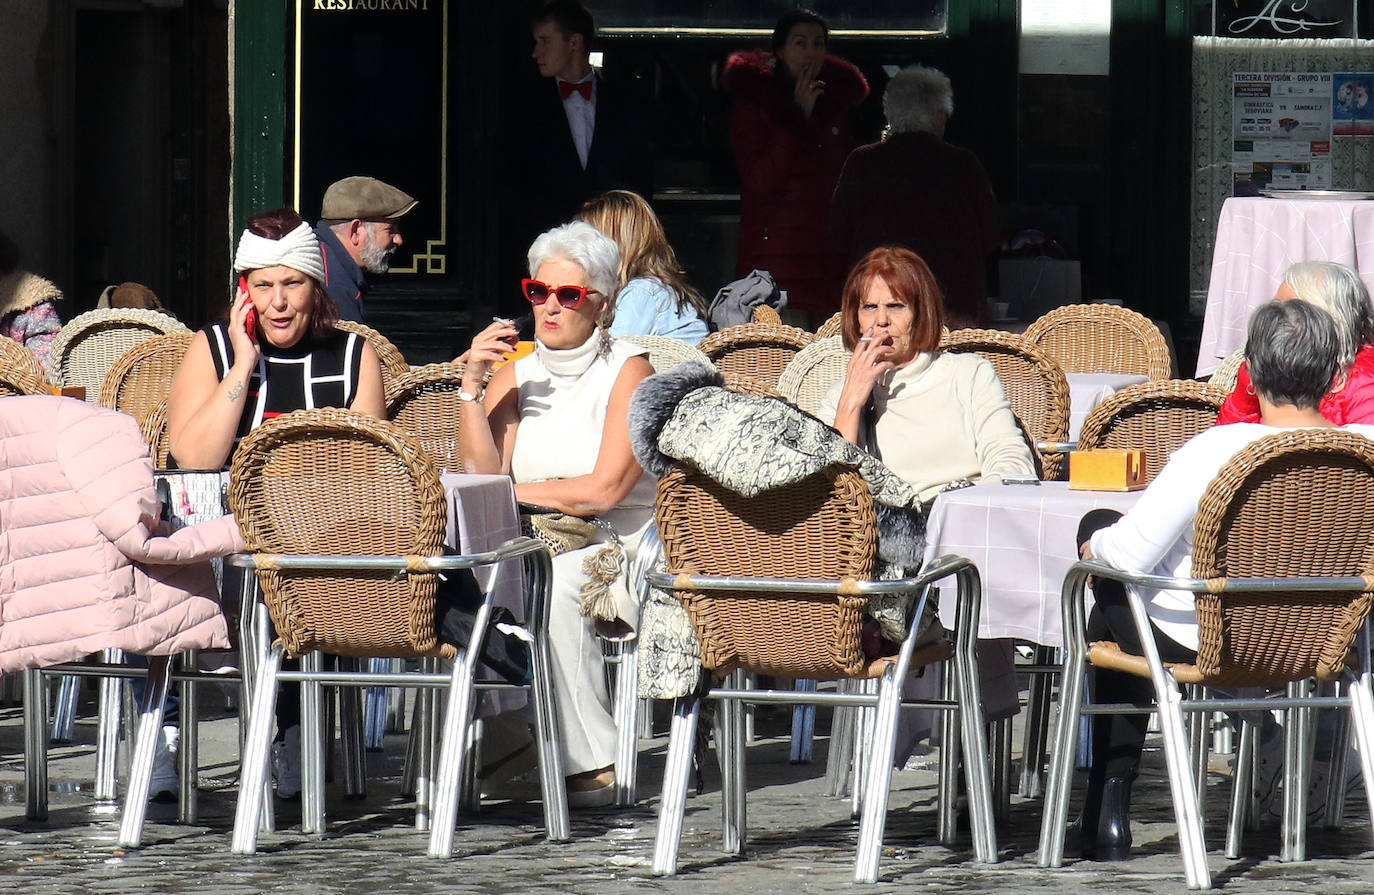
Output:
[359,225,395,274]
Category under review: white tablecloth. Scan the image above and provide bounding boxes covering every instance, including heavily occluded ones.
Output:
[922,481,1144,648]
[1198,196,1374,376]
[441,472,526,714]
[1066,373,1148,441]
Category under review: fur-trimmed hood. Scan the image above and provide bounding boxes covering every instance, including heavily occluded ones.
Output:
[722,49,868,113]
[629,361,925,567]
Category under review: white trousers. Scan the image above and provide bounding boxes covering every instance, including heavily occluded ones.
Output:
[545,545,619,775]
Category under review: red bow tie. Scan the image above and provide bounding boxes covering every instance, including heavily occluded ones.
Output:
[558,79,592,101]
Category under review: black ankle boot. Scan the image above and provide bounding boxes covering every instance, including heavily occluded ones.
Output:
[1093,774,1135,861]
[1063,777,1105,859]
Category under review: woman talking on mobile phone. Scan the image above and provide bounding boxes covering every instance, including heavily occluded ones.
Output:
[167,207,386,471]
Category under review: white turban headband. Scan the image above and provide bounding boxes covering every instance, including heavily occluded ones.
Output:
[233,221,327,283]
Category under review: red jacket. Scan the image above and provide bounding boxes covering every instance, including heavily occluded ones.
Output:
[723,50,868,313]
[1216,345,1374,425]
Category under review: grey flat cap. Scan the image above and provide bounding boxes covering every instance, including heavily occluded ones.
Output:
[320,176,418,221]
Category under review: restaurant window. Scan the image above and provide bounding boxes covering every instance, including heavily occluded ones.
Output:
[594,0,948,38]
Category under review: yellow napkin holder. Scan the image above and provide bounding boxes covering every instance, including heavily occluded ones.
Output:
[1068,449,1146,492]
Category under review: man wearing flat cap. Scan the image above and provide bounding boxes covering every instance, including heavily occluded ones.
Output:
[314,176,417,322]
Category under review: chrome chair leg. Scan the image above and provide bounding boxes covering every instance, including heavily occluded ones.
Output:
[338,657,366,799]
[720,669,747,855]
[991,717,1012,825]
[612,635,640,807]
[95,647,126,801]
[427,649,480,859]
[232,644,285,854]
[50,674,78,744]
[413,658,439,831]
[824,688,856,798]
[1225,718,1256,858]
[117,656,172,847]
[652,695,700,876]
[1322,702,1351,830]
[855,662,903,883]
[1280,679,1313,863]
[1020,644,1055,799]
[790,679,817,763]
[300,650,327,835]
[24,668,48,821]
[179,648,199,824]
[936,666,959,846]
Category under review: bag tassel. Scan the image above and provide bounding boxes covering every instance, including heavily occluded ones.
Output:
[578,541,625,622]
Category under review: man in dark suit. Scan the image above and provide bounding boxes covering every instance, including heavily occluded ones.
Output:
[499,1,650,311]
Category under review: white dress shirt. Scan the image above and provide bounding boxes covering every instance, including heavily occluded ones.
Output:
[558,71,596,170]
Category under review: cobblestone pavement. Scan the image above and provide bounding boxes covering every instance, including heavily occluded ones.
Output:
[0,697,1372,894]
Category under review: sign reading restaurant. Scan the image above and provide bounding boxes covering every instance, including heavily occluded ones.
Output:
[312,0,432,10]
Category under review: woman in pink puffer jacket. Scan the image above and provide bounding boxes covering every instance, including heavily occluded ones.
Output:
[0,394,243,672]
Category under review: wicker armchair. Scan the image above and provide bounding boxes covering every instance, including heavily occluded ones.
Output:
[385,361,468,473]
[1208,349,1245,395]
[0,338,53,396]
[226,408,567,854]
[1076,379,1228,483]
[335,319,410,391]
[619,334,712,373]
[698,322,814,391]
[1023,303,1172,380]
[49,309,189,401]
[1041,429,1374,888]
[96,331,194,425]
[777,335,849,417]
[815,311,843,339]
[649,464,996,880]
[751,304,782,325]
[940,328,1071,479]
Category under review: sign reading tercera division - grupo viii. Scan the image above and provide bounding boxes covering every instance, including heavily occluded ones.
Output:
[1232,72,1332,194]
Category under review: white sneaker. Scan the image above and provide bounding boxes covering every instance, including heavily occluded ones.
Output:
[149,724,179,803]
[272,724,302,799]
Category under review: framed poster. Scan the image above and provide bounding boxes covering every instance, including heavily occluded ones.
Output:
[1232,72,1333,193]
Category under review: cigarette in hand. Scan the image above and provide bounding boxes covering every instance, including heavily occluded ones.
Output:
[492,316,514,326]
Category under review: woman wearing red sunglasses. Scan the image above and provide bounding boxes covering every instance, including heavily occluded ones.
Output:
[458,220,654,807]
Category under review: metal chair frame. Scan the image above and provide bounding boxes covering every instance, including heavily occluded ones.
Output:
[227,541,570,856]
[1040,563,1374,890]
[648,554,999,882]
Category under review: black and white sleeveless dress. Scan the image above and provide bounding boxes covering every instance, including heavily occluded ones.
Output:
[202,322,364,458]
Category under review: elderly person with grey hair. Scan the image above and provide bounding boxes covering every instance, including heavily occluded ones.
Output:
[829,64,1000,328]
[1067,298,1374,860]
[459,220,654,807]
[1217,260,1374,425]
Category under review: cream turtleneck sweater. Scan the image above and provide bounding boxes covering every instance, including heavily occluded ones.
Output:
[818,350,1037,502]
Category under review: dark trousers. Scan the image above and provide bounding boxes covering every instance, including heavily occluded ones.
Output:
[1077,509,1198,780]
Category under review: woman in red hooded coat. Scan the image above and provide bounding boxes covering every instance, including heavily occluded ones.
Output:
[723,9,868,319]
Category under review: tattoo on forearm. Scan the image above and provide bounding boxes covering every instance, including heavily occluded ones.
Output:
[227,381,244,402]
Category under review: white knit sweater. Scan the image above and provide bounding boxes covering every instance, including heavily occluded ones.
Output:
[818,351,1037,502]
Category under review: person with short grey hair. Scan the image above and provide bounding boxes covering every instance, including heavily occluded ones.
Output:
[830,64,1000,328]
[882,64,954,137]
[457,221,656,809]
[527,220,620,301]
[1068,297,1373,860]
[1217,260,1374,425]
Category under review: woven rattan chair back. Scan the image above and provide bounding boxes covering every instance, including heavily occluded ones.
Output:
[0,338,53,396]
[228,408,453,660]
[940,328,1070,478]
[777,335,849,416]
[1188,429,1374,687]
[1077,380,1228,483]
[751,304,782,325]
[140,401,173,468]
[49,308,189,400]
[1208,349,1245,394]
[335,320,410,392]
[698,322,814,391]
[655,464,876,679]
[385,361,468,473]
[619,334,712,373]
[1023,303,1171,379]
[96,331,194,424]
[814,311,843,339]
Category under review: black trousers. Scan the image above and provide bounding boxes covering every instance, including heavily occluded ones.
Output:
[1077,509,1198,780]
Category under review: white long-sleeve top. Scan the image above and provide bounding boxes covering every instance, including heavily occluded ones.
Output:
[1089,422,1374,650]
[818,350,1037,503]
